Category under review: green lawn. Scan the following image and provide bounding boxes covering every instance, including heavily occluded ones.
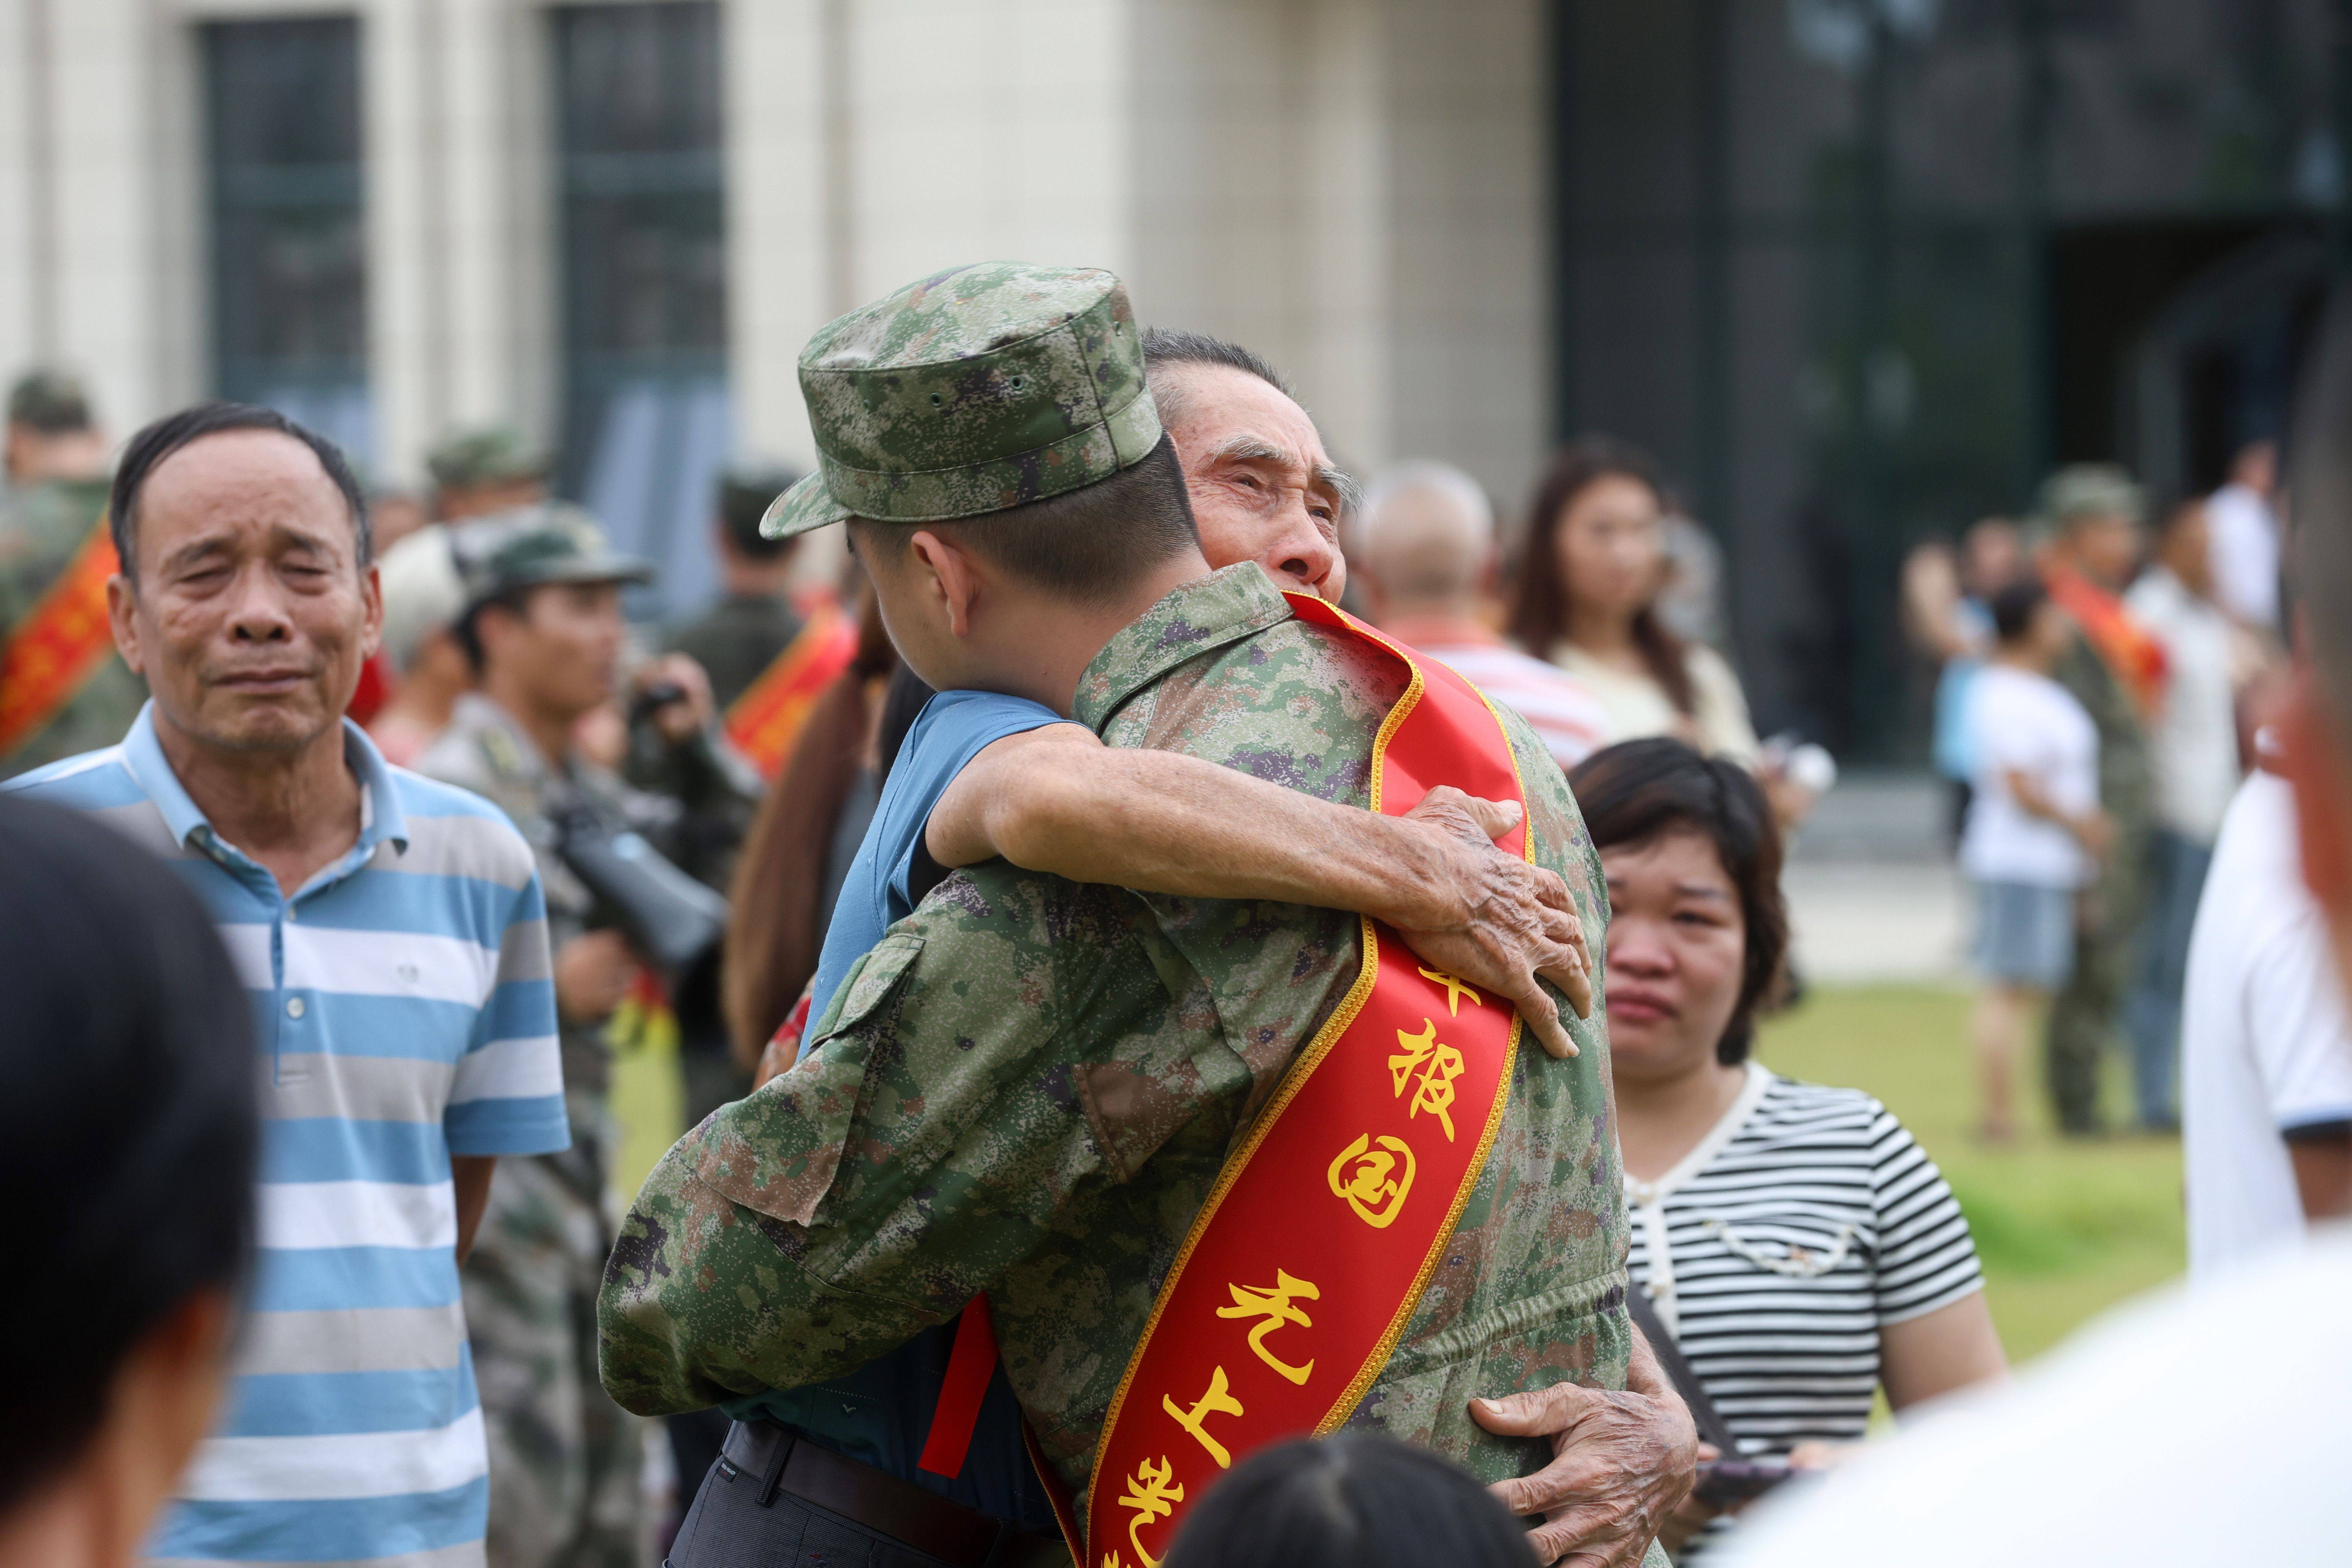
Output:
[1753,983,2186,1365]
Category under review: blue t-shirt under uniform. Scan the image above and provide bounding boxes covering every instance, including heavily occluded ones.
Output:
[723,689,1067,1530]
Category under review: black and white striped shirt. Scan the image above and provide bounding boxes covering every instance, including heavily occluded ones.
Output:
[1625,1065,1984,1462]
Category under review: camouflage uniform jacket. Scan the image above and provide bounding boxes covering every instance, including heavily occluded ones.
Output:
[415,692,682,1185]
[2054,632,2154,917]
[0,477,147,778]
[598,564,1634,1507]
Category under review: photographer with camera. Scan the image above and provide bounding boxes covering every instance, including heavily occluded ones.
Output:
[417,502,754,1568]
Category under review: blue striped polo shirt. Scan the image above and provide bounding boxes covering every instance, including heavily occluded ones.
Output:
[5,705,569,1568]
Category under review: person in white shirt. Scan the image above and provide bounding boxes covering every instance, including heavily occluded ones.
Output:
[2205,437,2282,632]
[1351,461,1612,770]
[2121,497,2245,1129]
[1961,579,2110,1142]
[2181,764,2352,1274]
[1710,290,2352,1568]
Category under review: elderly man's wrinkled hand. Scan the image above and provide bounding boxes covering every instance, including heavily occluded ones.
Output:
[1388,786,1593,1059]
[1469,1349,1700,1568]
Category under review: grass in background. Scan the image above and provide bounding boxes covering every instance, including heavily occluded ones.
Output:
[1754,983,2185,1365]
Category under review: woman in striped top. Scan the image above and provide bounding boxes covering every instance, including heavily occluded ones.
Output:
[1569,740,2006,1559]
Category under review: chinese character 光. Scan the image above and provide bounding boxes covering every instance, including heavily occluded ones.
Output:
[1219,1270,1321,1385]
[1417,965,1484,1015]
[1327,1132,1416,1227]
[1162,1365,1246,1468]
[1390,1019,1465,1142]
[1115,1455,1185,1568]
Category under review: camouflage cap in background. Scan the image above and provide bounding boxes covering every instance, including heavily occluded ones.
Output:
[428,426,552,494]
[2038,463,2147,528]
[760,261,1162,540]
[6,368,93,433]
[447,501,655,612]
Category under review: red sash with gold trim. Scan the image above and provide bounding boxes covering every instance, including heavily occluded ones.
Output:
[1081,589,1530,1568]
[0,515,118,760]
[723,604,858,779]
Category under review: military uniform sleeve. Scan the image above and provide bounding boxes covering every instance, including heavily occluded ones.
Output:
[597,865,1247,1415]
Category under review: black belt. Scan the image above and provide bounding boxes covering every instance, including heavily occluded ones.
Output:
[717,1418,1065,1568]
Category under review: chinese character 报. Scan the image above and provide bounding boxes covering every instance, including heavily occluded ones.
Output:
[1390,1018,1464,1141]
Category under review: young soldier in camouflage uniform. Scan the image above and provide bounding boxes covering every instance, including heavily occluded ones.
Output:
[0,371,147,777]
[417,505,758,1568]
[601,264,1688,1568]
[2038,465,2158,1135]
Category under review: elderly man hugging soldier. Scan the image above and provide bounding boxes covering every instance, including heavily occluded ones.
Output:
[600,264,1693,1568]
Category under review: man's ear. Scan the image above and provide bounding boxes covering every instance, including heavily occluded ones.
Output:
[107,571,143,677]
[359,561,384,662]
[906,529,984,639]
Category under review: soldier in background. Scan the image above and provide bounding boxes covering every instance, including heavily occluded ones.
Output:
[414,505,752,1568]
[649,466,848,1129]
[2037,465,2161,1135]
[665,466,809,712]
[432,426,553,522]
[0,370,147,777]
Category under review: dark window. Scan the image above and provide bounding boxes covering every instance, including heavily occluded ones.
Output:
[1553,0,2338,762]
[203,18,370,467]
[555,2,729,616]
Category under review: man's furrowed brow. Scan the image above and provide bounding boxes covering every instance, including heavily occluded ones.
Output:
[1210,435,1295,468]
[160,534,234,574]
[1316,463,1363,515]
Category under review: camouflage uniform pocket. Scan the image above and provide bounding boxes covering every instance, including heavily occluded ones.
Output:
[691,935,926,1226]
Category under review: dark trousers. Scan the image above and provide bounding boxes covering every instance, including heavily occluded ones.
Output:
[669,1447,960,1568]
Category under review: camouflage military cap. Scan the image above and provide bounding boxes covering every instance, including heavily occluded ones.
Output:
[6,368,92,433]
[760,261,1162,539]
[428,426,551,493]
[2038,463,2145,528]
[447,501,654,610]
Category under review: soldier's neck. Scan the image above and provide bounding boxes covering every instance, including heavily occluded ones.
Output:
[969,550,1211,717]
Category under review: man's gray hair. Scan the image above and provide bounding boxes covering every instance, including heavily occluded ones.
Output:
[1354,461,1497,602]
[1140,327,1298,436]
[1139,328,1361,514]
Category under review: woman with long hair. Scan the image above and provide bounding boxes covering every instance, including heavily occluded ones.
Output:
[1509,435,1760,760]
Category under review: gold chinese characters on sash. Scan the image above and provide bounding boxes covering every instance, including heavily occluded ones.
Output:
[1080,590,1531,1568]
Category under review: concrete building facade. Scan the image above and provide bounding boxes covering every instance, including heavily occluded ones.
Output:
[0,0,1550,614]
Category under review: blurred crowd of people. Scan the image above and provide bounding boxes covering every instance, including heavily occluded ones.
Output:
[1903,453,2287,1140]
[1902,434,2352,1324]
[8,252,2352,1568]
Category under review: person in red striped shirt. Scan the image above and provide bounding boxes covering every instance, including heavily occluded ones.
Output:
[1354,461,1613,772]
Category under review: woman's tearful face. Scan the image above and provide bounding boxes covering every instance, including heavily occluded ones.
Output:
[1600,826,1748,1084]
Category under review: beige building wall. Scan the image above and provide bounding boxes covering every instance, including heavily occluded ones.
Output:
[0,0,1551,505]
